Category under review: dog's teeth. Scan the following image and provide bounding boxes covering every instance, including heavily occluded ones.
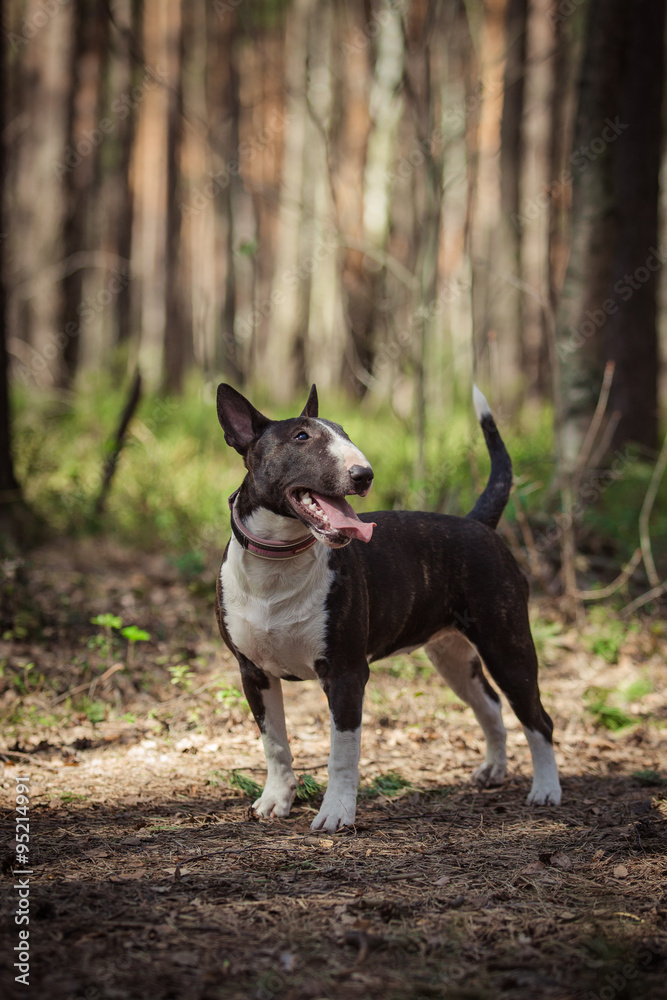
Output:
[302,493,313,505]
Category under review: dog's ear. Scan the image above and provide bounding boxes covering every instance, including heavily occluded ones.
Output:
[216,384,269,455]
[300,384,318,418]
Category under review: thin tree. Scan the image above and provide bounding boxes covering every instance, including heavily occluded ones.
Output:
[604,0,664,453]
[0,28,21,519]
[59,0,110,389]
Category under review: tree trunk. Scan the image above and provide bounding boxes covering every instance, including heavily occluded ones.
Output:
[401,0,445,476]
[329,0,374,397]
[518,0,552,399]
[0,25,21,505]
[554,0,627,467]
[205,2,244,384]
[497,0,528,400]
[163,0,191,394]
[604,0,664,453]
[259,0,314,400]
[59,0,109,389]
[114,0,144,362]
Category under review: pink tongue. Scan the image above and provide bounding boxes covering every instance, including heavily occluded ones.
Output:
[311,493,376,543]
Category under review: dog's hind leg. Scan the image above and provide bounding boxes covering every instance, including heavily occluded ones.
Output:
[425,631,507,789]
[239,657,297,819]
[466,623,561,806]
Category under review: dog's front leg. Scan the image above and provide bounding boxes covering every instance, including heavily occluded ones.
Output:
[312,667,368,833]
[239,657,297,819]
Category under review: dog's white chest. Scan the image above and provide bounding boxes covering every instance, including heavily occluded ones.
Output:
[220,545,333,680]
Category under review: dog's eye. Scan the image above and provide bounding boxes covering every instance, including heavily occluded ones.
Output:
[294,431,309,442]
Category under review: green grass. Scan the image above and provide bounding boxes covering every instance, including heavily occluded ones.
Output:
[221,769,263,800]
[632,769,666,786]
[295,774,324,801]
[584,607,640,664]
[361,771,413,799]
[585,687,635,732]
[11,376,667,575]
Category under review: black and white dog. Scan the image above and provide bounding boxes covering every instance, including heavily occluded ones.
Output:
[215,384,561,833]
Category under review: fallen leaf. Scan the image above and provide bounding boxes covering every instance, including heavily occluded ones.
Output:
[613,864,628,878]
[435,875,450,886]
[551,850,573,871]
[519,861,547,875]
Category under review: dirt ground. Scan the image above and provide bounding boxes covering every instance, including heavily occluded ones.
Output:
[1,541,666,1000]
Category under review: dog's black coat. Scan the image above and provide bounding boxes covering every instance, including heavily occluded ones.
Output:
[214,383,560,830]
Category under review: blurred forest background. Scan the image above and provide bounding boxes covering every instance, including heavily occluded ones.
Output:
[1,0,667,608]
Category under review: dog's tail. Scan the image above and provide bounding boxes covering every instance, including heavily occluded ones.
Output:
[465,386,513,531]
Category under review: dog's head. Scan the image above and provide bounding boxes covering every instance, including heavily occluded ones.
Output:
[217,384,375,548]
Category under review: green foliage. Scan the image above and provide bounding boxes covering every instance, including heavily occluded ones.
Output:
[168,664,196,691]
[372,651,434,681]
[10,662,41,694]
[91,613,122,630]
[120,625,150,643]
[78,697,107,724]
[13,378,667,578]
[170,550,206,578]
[632,769,666,786]
[584,607,639,664]
[363,771,413,799]
[622,676,653,702]
[530,615,567,665]
[584,687,634,731]
[213,682,248,712]
[226,770,262,800]
[11,378,552,554]
[295,774,323,801]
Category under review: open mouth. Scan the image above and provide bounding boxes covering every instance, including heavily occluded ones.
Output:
[288,490,375,544]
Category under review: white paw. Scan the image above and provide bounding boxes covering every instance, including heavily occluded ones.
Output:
[472,759,506,788]
[310,789,357,833]
[252,779,296,819]
[526,781,562,806]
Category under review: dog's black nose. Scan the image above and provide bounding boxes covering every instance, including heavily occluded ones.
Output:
[349,464,374,495]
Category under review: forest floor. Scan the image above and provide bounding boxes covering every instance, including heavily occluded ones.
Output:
[0,539,666,1000]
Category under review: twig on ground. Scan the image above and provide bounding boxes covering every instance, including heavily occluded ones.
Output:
[573,361,615,497]
[639,429,667,588]
[576,548,642,601]
[510,489,551,589]
[498,522,532,576]
[0,749,59,770]
[94,370,142,517]
[589,410,621,469]
[621,582,667,618]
